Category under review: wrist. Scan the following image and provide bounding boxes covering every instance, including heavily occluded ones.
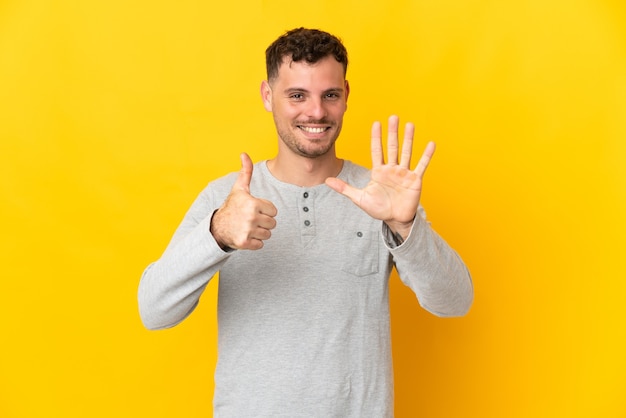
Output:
[209,209,233,251]
[384,216,416,242]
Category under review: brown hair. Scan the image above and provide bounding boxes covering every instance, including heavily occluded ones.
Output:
[265,27,348,82]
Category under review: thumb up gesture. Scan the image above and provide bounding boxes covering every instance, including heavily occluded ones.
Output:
[210,153,278,250]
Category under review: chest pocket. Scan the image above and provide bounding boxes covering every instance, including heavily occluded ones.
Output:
[340,229,380,277]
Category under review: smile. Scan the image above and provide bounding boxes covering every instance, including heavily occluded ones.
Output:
[298,126,329,134]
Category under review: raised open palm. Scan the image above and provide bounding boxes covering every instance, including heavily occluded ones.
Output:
[325,115,435,238]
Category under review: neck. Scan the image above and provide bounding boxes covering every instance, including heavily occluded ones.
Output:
[267,148,344,187]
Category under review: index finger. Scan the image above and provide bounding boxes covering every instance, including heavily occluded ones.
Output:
[257,198,278,218]
[371,121,383,168]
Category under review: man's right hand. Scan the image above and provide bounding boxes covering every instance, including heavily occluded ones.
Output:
[210,153,278,250]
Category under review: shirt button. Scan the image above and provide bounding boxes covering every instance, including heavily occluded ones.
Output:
[303,192,309,198]
[304,220,311,226]
[303,207,309,212]
[357,231,363,237]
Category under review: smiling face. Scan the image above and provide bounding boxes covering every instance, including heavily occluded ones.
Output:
[261,55,349,159]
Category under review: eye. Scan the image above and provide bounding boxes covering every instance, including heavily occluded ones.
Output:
[289,93,305,100]
[324,92,340,100]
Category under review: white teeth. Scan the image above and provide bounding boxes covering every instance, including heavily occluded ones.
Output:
[300,126,327,134]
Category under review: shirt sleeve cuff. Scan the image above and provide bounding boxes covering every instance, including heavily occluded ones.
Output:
[382,214,424,249]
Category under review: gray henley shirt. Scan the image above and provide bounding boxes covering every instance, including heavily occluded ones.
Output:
[138,160,473,417]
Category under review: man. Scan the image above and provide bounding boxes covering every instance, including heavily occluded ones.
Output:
[138,27,473,417]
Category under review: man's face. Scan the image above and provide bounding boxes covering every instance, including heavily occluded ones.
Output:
[261,55,349,159]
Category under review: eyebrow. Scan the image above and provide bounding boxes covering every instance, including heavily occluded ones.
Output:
[283,87,345,95]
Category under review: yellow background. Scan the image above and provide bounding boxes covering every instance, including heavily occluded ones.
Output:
[2,0,625,417]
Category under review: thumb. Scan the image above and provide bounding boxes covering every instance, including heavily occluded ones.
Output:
[325,177,362,205]
[234,152,253,193]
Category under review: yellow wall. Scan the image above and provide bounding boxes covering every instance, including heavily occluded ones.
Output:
[1,0,625,417]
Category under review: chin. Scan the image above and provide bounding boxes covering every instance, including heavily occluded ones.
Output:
[296,144,335,158]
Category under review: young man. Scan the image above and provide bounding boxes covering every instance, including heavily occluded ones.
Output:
[139,27,473,417]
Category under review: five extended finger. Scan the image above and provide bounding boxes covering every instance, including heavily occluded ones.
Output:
[326,177,363,208]
[387,115,399,165]
[371,121,383,168]
[413,141,436,179]
[399,122,415,169]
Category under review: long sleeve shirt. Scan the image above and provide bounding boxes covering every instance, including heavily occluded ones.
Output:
[138,160,473,417]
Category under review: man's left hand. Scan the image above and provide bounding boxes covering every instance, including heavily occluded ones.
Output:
[325,115,436,240]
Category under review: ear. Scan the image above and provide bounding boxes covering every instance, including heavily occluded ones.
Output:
[344,80,350,109]
[260,80,272,112]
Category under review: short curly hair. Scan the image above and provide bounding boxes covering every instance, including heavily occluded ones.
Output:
[265,27,348,82]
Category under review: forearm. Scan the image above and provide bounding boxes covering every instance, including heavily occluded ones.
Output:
[138,215,231,330]
[386,212,473,317]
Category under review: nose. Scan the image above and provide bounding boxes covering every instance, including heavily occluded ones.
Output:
[304,97,327,121]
